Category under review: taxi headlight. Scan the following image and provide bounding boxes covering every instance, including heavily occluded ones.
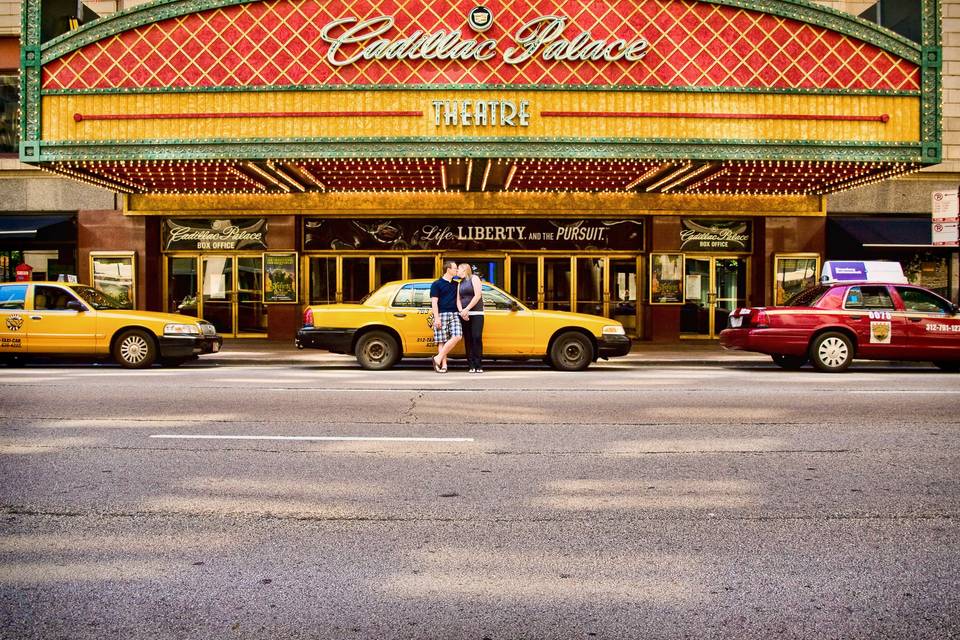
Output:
[164,323,201,336]
[602,325,625,335]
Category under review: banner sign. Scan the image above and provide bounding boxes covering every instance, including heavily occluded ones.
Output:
[303,218,644,252]
[680,219,751,252]
[163,219,268,251]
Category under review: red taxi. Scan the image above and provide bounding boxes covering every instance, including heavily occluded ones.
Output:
[719,262,960,372]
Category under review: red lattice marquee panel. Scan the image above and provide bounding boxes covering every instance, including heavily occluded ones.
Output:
[42,0,920,92]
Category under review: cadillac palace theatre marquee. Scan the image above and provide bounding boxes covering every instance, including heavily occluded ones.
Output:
[19,0,941,198]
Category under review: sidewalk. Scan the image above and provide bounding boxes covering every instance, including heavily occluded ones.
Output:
[207,338,773,367]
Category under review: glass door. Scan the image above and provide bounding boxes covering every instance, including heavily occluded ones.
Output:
[714,258,747,335]
[341,257,371,303]
[237,256,267,335]
[510,257,540,309]
[167,256,199,318]
[610,258,639,336]
[575,257,605,316]
[201,255,234,335]
[680,257,748,338]
[374,256,402,289]
[543,257,571,311]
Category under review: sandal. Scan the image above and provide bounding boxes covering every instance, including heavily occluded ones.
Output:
[432,356,442,373]
[439,366,448,373]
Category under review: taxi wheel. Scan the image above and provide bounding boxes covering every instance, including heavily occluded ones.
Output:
[549,332,594,371]
[113,329,157,369]
[933,361,960,372]
[772,354,807,370]
[355,331,400,370]
[809,332,853,373]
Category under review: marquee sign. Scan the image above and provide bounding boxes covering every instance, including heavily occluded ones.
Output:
[680,219,752,252]
[303,218,644,252]
[40,0,920,92]
[163,218,268,251]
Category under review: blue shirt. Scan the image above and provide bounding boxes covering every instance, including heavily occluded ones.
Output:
[430,277,459,313]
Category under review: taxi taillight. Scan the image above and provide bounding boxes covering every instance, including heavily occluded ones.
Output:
[304,307,314,327]
[752,309,770,328]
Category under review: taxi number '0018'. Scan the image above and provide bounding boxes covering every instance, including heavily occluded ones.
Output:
[868,311,892,320]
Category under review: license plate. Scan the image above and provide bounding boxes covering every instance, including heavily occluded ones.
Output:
[729,316,743,328]
[212,342,220,353]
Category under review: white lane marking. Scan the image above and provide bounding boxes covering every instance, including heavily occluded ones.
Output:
[848,390,960,394]
[149,434,475,443]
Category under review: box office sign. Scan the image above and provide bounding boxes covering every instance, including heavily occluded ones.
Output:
[680,219,752,252]
[303,218,644,252]
[163,219,268,251]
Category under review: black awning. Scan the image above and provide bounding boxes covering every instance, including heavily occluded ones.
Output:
[828,217,932,247]
[0,215,75,241]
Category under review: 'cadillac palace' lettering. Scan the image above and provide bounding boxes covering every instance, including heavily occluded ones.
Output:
[320,15,650,67]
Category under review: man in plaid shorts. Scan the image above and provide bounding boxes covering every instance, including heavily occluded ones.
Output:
[429,260,462,373]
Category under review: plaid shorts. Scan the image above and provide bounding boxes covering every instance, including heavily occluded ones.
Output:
[433,312,462,344]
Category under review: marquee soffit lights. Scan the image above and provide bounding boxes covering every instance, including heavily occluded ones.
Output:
[41,158,924,196]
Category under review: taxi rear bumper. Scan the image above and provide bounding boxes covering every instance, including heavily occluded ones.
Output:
[719,328,808,356]
[296,327,356,354]
[158,334,223,358]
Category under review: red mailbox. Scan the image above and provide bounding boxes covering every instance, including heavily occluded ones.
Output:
[14,263,33,281]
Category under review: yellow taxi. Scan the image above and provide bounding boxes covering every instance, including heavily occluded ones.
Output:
[0,281,222,368]
[296,279,631,370]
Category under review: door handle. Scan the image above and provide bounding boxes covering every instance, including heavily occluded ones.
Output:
[30,315,42,320]
[393,313,407,318]
[908,317,923,323]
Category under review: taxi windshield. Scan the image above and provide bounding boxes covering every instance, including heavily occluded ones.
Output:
[784,285,830,307]
[72,286,124,310]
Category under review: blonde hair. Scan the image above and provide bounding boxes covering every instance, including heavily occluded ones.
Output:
[459,263,474,277]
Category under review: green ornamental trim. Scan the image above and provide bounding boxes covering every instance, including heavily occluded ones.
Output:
[40,84,921,98]
[33,137,924,164]
[40,0,921,65]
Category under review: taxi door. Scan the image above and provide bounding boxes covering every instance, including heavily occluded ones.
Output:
[893,285,960,359]
[27,284,98,354]
[841,285,909,359]
[480,285,535,355]
[0,283,29,356]
[386,282,438,356]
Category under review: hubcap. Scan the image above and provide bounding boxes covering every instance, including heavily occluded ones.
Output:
[563,342,583,363]
[120,335,148,363]
[818,337,848,368]
[365,340,386,362]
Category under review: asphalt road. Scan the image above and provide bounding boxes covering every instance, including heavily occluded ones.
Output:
[1,359,958,639]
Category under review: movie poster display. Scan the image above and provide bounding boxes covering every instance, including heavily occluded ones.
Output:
[649,253,683,304]
[263,252,299,304]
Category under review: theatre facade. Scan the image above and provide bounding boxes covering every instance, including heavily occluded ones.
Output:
[19,0,942,340]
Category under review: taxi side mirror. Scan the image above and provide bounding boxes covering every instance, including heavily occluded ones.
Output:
[67,300,85,312]
[952,303,959,315]
[509,302,520,312]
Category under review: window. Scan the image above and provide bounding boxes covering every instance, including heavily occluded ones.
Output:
[844,286,893,310]
[0,285,27,309]
[34,285,80,311]
[785,285,830,307]
[896,287,952,314]
[481,284,521,310]
[392,283,432,308]
[0,75,18,153]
